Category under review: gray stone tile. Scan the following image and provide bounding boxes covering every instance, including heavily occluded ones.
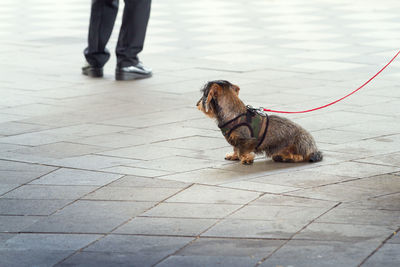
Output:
[307,161,399,179]
[250,169,353,188]
[57,251,159,267]
[295,222,396,242]
[221,180,299,193]
[81,235,193,265]
[46,154,142,171]
[202,219,305,239]
[109,175,190,188]
[0,233,101,251]
[316,207,400,226]
[1,185,98,200]
[158,255,259,267]
[166,184,261,204]
[339,174,400,193]
[0,250,73,267]
[260,239,382,267]
[363,243,400,267]
[25,200,155,233]
[228,205,331,223]
[158,168,255,185]
[175,237,284,259]
[0,215,42,232]
[250,194,337,208]
[0,199,70,215]
[101,166,172,177]
[287,183,388,202]
[142,203,241,219]
[98,144,194,161]
[0,184,18,196]
[9,142,110,160]
[0,160,56,184]
[30,168,123,186]
[115,217,216,236]
[83,186,182,202]
[355,152,400,167]
[127,156,218,173]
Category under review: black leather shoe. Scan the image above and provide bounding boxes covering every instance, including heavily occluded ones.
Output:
[82,63,103,78]
[115,62,152,80]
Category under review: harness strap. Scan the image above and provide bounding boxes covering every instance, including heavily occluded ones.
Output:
[218,108,269,150]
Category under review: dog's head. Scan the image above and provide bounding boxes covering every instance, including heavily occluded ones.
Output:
[196,80,241,118]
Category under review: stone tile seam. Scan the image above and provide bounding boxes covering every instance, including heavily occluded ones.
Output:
[358,226,400,266]
[0,166,60,198]
[254,201,342,266]
[53,183,196,266]
[152,191,269,266]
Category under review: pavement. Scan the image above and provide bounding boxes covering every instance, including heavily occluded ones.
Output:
[0,0,399,266]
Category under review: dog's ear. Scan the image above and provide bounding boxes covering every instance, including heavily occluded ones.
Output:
[232,85,240,95]
[205,83,222,112]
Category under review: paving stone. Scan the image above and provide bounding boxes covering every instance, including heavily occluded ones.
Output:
[316,206,400,226]
[287,183,391,202]
[25,200,155,233]
[306,161,399,179]
[250,169,353,188]
[101,166,172,177]
[0,233,102,267]
[0,199,71,215]
[81,235,193,265]
[57,251,159,267]
[98,144,196,161]
[0,160,56,184]
[0,215,42,232]
[83,186,182,202]
[8,142,110,160]
[1,185,98,200]
[363,243,400,267]
[202,219,305,239]
[338,174,400,194]
[0,184,18,196]
[142,203,241,219]
[0,250,74,267]
[157,255,259,267]
[114,217,217,236]
[109,175,190,188]
[355,152,400,167]
[228,205,331,224]
[260,239,382,267]
[295,222,397,242]
[221,180,299,193]
[30,168,123,186]
[46,154,143,171]
[250,194,336,208]
[166,184,261,204]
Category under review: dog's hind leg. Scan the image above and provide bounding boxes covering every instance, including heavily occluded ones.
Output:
[272,146,305,163]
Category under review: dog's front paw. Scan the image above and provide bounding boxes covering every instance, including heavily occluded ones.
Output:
[240,154,254,165]
[225,152,239,161]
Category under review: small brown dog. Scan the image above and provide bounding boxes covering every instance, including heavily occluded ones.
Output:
[197,80,323,164]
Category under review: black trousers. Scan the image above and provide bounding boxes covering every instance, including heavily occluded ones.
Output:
[84,0,151,68]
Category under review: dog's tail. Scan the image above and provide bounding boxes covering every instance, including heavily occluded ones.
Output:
[308,151,323,163]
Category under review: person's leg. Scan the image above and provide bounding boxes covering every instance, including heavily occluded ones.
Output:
[115,0,151,68]
[84,0,119,68]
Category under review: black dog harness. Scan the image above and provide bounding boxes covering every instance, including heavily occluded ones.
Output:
[218,106,269,149]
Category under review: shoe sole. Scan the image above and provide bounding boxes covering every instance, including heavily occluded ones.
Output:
[82,68,103,78]
[115,71,152,81]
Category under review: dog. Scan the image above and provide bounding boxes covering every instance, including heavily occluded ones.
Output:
[196,80,323,165]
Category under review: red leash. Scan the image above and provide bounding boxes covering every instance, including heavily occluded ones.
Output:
[263,50,400,114]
